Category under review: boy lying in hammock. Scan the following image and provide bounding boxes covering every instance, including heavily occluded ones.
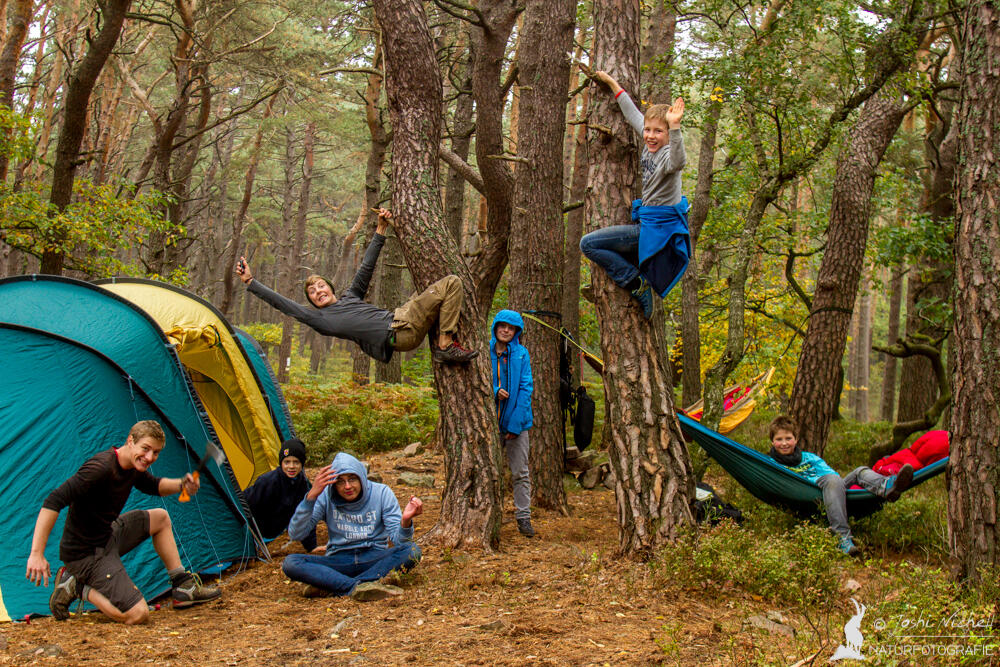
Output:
[767,415,914,557]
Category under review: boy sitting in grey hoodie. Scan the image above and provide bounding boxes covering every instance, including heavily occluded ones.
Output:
[282,452,423,600]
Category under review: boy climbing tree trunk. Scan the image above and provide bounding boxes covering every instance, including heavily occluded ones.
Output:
[586,0,694,557]
[372,0,503,550]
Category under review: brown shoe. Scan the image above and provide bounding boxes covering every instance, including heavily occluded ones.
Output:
[301,584,333,598]
[432,342,479,364]
[885,464,914,502]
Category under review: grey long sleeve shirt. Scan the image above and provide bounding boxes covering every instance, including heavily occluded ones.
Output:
[247,233,395,362]
[616,91,686,207]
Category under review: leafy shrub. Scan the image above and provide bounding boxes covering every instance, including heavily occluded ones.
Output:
[284,380,437,463]
[651,521,845,609]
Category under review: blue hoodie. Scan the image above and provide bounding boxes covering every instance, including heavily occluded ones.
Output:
[490,310,533,435]
[288,452,414,554]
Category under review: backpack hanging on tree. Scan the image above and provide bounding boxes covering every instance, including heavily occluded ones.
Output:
[573,385,595,451]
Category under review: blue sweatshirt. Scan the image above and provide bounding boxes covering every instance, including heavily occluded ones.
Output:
[780,451,839,484]
[288,452,414,554]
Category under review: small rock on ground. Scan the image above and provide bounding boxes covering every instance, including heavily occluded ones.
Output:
[397,472,435,488]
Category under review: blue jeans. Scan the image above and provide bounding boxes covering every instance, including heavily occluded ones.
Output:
[580,224,641,289]
[281,543,421,596]
[817,469,893,541]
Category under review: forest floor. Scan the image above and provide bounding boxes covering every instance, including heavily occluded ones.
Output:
[0,448,921,666]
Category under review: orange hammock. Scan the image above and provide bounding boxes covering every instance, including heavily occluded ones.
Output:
[682,367,774,434]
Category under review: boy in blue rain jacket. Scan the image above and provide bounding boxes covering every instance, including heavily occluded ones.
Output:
[490,310,535,537]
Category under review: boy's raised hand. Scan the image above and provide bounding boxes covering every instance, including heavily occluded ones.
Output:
[666,97,685,129]
[307,465,335,501]
[375,207,393,235]
[236,256,253,284]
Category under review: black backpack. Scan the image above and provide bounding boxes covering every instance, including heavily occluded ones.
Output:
[692,482,744,526]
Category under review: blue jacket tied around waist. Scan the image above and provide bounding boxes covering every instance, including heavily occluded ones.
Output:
[632,196,691,297]
[489,310,533,435]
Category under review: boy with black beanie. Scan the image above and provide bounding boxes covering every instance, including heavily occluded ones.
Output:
[243,438,318,552]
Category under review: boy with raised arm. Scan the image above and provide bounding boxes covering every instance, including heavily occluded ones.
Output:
[579,71,691,319]
[237,208,477,364]
[25,420,221,624]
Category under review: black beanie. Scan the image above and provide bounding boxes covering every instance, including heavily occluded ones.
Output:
[280,438,306,465]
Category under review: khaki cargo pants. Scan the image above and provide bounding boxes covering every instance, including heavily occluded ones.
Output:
[391,275,463,351]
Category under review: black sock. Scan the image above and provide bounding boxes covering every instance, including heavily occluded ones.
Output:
[625,277,641,292]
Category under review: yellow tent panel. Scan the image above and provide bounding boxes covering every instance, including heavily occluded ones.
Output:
[98,280,280,488]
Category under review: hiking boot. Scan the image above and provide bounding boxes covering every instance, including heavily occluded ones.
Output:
[172,573,221,608]
[517,518,536,538]
[349,582,403,602]
[630,278,653,319]
[49,566,77,621]
[885,464,914,503]
[301,583,333,598]
[838,537,861,557]
[432,342,479,364]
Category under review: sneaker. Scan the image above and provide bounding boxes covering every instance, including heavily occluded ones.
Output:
[172,573,221,608]
[885,464,914,503]
[517,518,536,538]
[349,582,403,602]
[432,342,479,364]
[49,566,77,621]
[301,583,333,598]
[630,278,653,319]
[838,536,861,557]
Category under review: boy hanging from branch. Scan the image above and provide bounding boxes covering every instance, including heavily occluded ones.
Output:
[237,208,478,365]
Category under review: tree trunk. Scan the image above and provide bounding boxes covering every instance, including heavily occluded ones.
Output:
[443,34,475,246]
[589,0,694,558]
[373,0,503,550]
[276,122,300,384]
[39,0,132,275]
[0,0,33,183]
[787,89,907,454]
[880,265,904,421]
[639,0,675,104]
[219,93,276,317]
[680,99,721,408]
[898,108,957,422]
[949,0,1000,585]
[561,86,589,341]
[507,0,574,515]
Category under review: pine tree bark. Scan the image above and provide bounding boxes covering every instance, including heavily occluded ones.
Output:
[219,93,276,317]
[507,0,575,515]
[39,0,131,275]
[787,89,907,454]
[561,86,588,341]
[589,0,694,557]
[680,99,721,408]
[880,266,904,421]
[949,0,1000,585]
[0,0,34,183]
[373,0,503,550]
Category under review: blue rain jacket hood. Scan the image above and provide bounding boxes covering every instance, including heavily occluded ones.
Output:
[287,452,414,554]
[490,310,533,435]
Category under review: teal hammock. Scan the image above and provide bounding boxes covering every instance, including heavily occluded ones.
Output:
[677,414,949,520]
